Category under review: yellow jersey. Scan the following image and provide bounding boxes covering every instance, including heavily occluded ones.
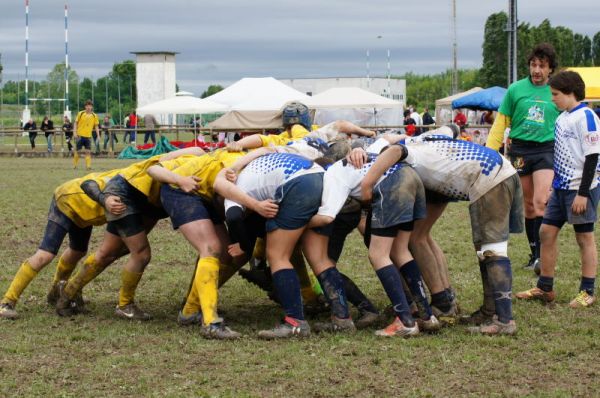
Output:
[54,169,120,228]
[119,154,198,207]
[168,149,243,201]
[75,111,99,138]
[258,124,310,147]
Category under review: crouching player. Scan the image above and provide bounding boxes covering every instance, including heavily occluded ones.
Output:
[516,71,600,308]
[356,127,523,335]
[215,149,354,338]
[0,170,123,319]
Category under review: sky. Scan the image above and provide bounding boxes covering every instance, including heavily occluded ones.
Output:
[0,0,598,95]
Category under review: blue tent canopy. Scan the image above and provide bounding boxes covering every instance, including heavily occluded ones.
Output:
[452,86,507,111]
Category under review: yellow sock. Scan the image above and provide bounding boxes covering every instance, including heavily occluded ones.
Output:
[182,279,201,316]
[85,154,91,169]
[119,269,143,307]
[252,237,266,260]
[3,261,39,304]
[73,152,79,167]
[194,256,220,325]
[53,256,77,284]
[64,254,103,298]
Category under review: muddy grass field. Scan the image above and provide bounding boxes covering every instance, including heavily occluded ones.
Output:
[1,157,599,397]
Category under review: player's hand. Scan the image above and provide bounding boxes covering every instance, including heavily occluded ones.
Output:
[254,199,279,218]
[368,130,377,138]
[347,147,367,168]
[224,168,238,183]
[176,176,201,193]
[227,142,243,152]
[571,194,588,215]
[227,243,245,258]
[105,195,126,215]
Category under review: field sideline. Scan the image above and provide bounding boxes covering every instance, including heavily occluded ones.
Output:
[1,157,599,397]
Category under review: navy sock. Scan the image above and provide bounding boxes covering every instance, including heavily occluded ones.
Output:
[537,276,554,292]
[485,257,513,323]
[446,287,456,302]
[580,276,595,296]
[399,260,432,318]
[340,272,378,314]
[317,267,350,319]
[479,261,495,315]
[534,217,544,259]
[272,268,304,321]
[430,290,452,313]
[525,218,537,258]
[376,265,414,327]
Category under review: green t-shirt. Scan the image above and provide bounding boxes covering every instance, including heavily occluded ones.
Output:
[498,77,559,143]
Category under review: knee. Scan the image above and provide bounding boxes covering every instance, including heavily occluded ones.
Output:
[131,245,151,266]
[29,251,56,270]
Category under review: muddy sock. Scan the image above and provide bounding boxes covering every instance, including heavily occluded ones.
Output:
[316,267,349,319]
[340,272,378,314]
[580,277,595,296]
[272,268,304,321]
[537,276,554,292]
[376,265,414,327]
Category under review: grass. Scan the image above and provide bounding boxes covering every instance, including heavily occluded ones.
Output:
[1,157,599,397]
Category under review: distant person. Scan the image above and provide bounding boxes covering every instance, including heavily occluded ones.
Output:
[403,109,417,136]
[40,116,55,153]
[410,106,423,135]
[102,115,116,151]
[128,111,138,144]
[480,110,495,125]
[73,99,99,170]
[23,118,38,150]
[422,107,435,131]
[62,116,74,154]
[143,113,159,144]
[123,114,130,143]
[453,109,467,127]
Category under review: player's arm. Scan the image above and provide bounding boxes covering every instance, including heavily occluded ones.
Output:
[228,147,275,173]
[158,146,205,161]
[334,120,377,138]
[213,170,278,219]
[308,168,352,227]
[146,165,200,193]
[485,113,511,151]
[360,145,407,203]
[80,180,125,214]
[226,134,264,152]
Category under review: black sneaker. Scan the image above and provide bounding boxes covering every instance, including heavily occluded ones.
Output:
[459,307,494,326]
[354,311,380,329]
[115,302,152,321]
[258,317,311,339]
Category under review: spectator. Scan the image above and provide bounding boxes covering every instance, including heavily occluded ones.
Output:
[453,109,467,127]
[410,106,423,135]
[102,115,117,151]
[123,114,130,143]
[422,107,435,131]
[128,111,138,144]
[403,110,417,136]
[143,113,159,144]
[62,116,74,154]
[23,118,37,150]
[40,116,55,153]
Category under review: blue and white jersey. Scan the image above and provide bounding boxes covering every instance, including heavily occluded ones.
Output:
[317,154,405,219]
[225,152,323,211]
[553,104,600,191]
[367,134,516,202]
[281,136,330,160]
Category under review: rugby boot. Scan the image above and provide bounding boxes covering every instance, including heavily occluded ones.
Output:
[470,318,517,336]
[459,307,494,326]
[515,287,556,303]
[200,321,242,340]
[375,317,419,338]
[0,301,18,320]
[312,316,356,333]
[177,310,203,326]
[569,291,596,308]
[354,310,381,329]
[115,302,152,321]
[258,316,311,339]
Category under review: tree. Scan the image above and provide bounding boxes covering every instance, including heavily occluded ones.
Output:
[480,12,508,87]
[593,32,600,66]
[582,35,592,66]
[201,85,224,98]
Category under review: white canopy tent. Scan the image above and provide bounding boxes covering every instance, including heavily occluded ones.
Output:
[303,87,403,126]
[136,92,230,116]
[435,87,483,124]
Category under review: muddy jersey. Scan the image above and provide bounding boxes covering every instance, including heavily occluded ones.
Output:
[317,155,406,219]
[553,103,600,190]
[367,135,516,202]
[224,152,323,211]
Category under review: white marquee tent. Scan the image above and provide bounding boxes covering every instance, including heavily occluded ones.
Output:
[136,92,229,116]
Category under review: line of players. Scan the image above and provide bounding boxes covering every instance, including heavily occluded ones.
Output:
[0,102,524,338]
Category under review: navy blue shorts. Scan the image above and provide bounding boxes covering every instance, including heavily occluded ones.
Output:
[370,166,426,232]
[40,199,92,254]
[266,173,323,232]
[543,186,600,232]
[160,184,222,229]
[76,137,92,150]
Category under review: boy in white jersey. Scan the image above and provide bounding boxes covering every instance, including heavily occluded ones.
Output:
[352,127,523,335]
[516,71,600,308]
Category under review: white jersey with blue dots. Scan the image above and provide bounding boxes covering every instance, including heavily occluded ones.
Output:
[553,104,600,191]
[224,152,323,211]
[317,154,404,219]
[367,135,516,202]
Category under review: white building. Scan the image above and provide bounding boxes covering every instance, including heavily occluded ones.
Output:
[279,77,406,106]
[132,51,177,109]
